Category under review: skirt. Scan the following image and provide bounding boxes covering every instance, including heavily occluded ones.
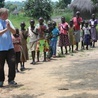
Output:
[59,33,70,47]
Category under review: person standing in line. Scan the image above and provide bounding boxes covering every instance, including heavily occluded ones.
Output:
[83,21,91,50]
[35,17,49,62]
[89,14,97,48]
[12,28,21,72]
[28,19,38,65]
[0,8,17,87]
[72,11,83,51]
[50,21,59,57]
[68,20,76,52]
[20,22,29,71]
[58,16,70,55]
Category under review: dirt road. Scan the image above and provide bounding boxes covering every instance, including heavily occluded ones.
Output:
[0,45,98,98]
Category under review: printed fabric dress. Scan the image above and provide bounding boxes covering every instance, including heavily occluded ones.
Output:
[35,23,49,52]
[68,26,76,45]
[58,22,70,47]
[20,30,29,62]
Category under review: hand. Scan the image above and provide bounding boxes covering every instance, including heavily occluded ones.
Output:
[6,21,11,30]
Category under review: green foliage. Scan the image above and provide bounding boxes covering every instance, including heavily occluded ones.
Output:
[5,3,17,12]
[24,0,53,21]
[56,0,71,9]
[0,0,5,8]
[9,14,30,28]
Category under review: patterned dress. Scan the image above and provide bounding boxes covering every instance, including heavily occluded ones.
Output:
[89,19,97,42]
[58,22,70,47]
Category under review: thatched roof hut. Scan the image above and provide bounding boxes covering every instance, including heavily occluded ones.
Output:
[70,0,97,19]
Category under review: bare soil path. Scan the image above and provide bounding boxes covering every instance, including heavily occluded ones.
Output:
[1,44,98,98]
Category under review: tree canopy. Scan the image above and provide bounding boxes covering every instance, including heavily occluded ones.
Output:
[0,0,5,8]
[24,0,52,21]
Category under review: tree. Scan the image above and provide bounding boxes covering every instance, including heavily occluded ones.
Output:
[0,0,5,8]
[24,0,52,21]
[56,0,71,8]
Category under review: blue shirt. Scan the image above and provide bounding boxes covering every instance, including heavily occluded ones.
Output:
[0,19,14,51]
[51,27,59,41]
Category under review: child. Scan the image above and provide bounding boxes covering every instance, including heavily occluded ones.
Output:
[12,28,21,72]
[83,21,91,50]
[28,19,38,65]
[68,20,75,52]
[80,21,85,50]
[58,16,70,55]
[46,21,53,60]
[50,21,59,57]
[35,17,49,62]
[20,22,29,71]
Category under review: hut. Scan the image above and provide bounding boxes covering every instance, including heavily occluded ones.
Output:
[70,0,97,19]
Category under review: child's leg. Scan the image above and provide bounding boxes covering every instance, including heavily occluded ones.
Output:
[65,46,68,54]
[43,52,46,61]
[76,42,78,50]
[31,51,36,64]
[61,46,63,55]
[37,51,40,62]
[72,45,74,52]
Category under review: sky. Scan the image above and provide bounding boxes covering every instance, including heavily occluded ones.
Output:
[5,0,59,2]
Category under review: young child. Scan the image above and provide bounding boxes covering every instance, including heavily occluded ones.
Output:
[68,20,75,52]
[83,21,91,50]
[50,21,59,57]
[80,21,85,50]
[20,22,29,71]
[35,17,49,62]
[46,21,53,60]
[28,19,38,65]
[12,28,21,72]
[58,16,70,55]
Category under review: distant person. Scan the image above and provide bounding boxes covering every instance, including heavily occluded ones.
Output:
[89,14,97,47]
[58,16,70,55]
[72,11,83,51]
[20,22,29,71]
[0,8,17,87]
[83,21,91,50]
[68,20,75,52]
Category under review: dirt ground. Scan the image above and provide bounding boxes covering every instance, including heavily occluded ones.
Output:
[1,43,98,98]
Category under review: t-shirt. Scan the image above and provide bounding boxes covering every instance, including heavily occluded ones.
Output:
[51,27,59,41]
[83,26,90,35]
[72,17,82,30]
[0,19,15,51]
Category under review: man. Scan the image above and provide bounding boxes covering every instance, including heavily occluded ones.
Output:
[0,8,17,87]
[72,11,83,51]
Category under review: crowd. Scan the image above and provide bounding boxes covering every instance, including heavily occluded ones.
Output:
[0,8,98,87]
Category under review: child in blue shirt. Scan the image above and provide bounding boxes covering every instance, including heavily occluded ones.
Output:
[50,21,59,57]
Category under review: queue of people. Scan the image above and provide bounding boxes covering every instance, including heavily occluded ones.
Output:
[0,7,98,87]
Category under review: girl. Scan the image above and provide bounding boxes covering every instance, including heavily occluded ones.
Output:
[83,21,91,50]
[58,16,70,55]
[20,22,29,71]
[35,17,49,62]
[12,28,21,72]
[68,20,75,52]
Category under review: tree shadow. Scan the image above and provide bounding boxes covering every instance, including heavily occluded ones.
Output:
[50,57,98,97]
[11,93,45,98]
[58,93,98,98]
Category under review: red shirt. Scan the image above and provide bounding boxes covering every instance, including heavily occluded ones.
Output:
[72,17,82,30]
